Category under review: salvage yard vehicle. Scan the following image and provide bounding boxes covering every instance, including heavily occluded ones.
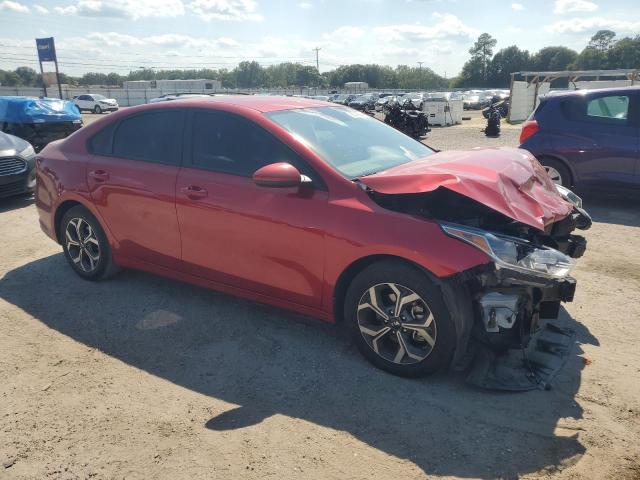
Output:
[35,96,591,390]
[0,96,82,152]
[383,98,430,138]
[348,93,379,111]
[520,86,639,188]
[72,94,119,113]
[0,130,36,198]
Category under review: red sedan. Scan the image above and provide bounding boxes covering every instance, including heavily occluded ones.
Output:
[35,96,591,388]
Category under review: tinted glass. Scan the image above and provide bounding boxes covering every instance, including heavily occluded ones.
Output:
[113,111,183,165]
[89,122,116,155]
[587,95,629,121]
[191,110,307,178]
[266,107,434,178]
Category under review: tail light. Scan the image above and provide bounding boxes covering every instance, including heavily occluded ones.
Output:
[519,120,539,144]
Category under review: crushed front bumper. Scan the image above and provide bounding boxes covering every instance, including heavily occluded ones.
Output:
[444,265,579,391]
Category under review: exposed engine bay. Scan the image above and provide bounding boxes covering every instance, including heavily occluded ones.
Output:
[367,185,592,391]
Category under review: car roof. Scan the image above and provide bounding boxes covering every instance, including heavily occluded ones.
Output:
[544,86,640,99]
[167,95,331,112]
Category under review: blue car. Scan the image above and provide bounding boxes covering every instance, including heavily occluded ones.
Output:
[0,96,82,152]
[519,87,639,189]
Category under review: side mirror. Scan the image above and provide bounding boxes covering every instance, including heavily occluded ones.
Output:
[253,162,302,188]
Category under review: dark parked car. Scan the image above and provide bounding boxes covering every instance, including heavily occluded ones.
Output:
[520,87,639,188]
[348,93,379,111]
[0,131,36,198]
[0,96,82,152]
[36,96,590,389]
[332,94,359,105]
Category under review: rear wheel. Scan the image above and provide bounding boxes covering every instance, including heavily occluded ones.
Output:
[539,157,571,187]
[60,206,118,281]
[344,260,456,377]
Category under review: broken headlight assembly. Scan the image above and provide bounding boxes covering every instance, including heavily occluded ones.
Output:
[441,223,574,279]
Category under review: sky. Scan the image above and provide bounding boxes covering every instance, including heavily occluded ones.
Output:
[0,0,639,77]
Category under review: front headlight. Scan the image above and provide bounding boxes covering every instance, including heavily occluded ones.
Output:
[555,184,582,209]
[19,144,35,159]
[441,223,574,279]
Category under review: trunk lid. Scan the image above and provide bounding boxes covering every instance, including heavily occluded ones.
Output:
[358,147,573,231]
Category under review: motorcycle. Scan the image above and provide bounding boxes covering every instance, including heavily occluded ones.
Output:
[383,99,430,139]
[484,102,502,137]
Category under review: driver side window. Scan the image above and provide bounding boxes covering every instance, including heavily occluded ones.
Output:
[190,110,324,187]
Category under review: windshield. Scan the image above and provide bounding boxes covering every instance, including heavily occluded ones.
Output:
[266,107,434,178]
[93,94,107,100]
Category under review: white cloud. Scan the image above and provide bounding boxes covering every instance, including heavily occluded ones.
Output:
[298,1,312,8]
[33,4,48,13]
[553,0,598,14]
[84,31,240,51]
[53,5,76,14]
[511,3,524,11]
[86,32,146,47]
[323,26,366,40]
[53,0,185,19]
[0,1,29,13]
[374,13,478,42]
[556,17,640,33]
[546,16,640,33]
[188,0,263,21]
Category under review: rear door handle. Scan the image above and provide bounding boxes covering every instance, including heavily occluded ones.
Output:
[88,170,109,182]
[180,185,208,199]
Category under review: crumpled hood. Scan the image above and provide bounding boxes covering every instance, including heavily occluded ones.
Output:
[358,147,573,231]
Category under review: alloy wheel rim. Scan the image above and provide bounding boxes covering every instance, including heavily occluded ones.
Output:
[545,166,563,185]
[357,283,437,365]
[65,217,101,272]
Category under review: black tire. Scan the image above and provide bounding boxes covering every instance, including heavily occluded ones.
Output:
[93,105,102,114]
[538,157,571,187]
[60,205,119,281]
[344,260,456,377]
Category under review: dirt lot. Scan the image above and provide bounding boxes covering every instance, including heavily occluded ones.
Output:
[1,113,639,480]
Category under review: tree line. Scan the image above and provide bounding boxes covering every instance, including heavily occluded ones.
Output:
[0,62,448,90]
[455,30,640,88]
[1,30,637,91]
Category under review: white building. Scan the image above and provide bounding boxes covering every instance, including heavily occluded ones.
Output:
[123,79,221,91]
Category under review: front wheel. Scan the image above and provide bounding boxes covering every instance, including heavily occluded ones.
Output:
[344,260,456,377]
[93,105,102,114]
[60,206,119,281]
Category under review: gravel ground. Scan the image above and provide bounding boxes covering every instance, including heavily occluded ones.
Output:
[1,113,639,480]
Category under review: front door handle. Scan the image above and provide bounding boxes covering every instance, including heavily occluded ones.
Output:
[180,185,208,199]
[88,170,109,182]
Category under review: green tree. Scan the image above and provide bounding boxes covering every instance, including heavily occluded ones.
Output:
[454,33,497,87]
[15,66,38,86]
[607,35,640,69]
[588,30,616,51]
[575,48,608,69]
[488,46,530,87]
[531,46,578,71]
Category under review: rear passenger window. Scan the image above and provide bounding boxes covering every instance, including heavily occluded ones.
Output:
[113,111,183,165]
[587,95,629,121]
[89,123,116,155]
[191,110,303,177]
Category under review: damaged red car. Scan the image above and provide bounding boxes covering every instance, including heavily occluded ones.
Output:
[35,97,592,390]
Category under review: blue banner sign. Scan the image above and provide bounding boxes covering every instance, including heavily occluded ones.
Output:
[36,37,56,62]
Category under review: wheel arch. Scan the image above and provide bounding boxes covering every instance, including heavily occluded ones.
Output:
[332,254,439,324]
[535,154,576,187]
[53,198,107,245]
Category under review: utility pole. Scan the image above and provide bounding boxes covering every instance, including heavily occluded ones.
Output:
[313,47,321,71]
[417,61,424,90]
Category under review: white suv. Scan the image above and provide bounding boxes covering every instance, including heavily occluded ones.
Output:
[73,94,119,114]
